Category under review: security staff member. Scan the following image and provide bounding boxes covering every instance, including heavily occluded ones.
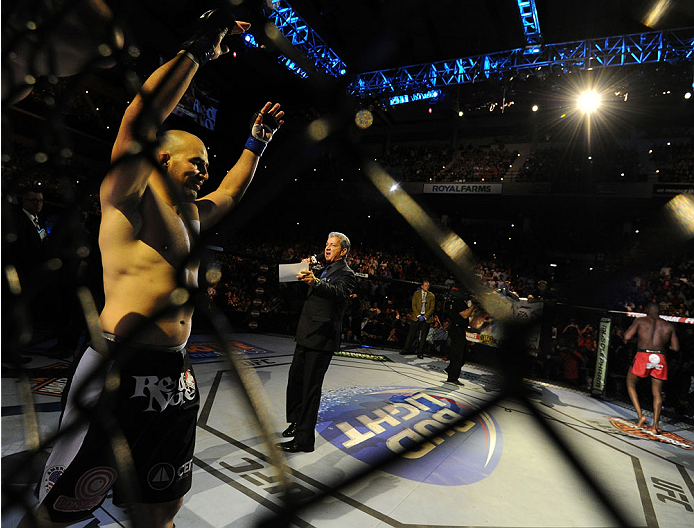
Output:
[445,295,474,385]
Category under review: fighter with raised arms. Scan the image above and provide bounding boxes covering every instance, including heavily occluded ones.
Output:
[22,8,284,528]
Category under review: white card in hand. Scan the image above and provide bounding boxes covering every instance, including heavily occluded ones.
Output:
[279,262,309,282]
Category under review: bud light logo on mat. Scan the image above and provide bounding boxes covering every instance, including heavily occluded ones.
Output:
[317,386,503,486]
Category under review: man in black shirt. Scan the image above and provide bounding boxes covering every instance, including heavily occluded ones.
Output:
[445,294,475,385]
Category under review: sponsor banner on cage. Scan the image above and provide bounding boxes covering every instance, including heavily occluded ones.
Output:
[423,183,502,194]
[466,331,498,345]
[31,362,70,397]
[186,340,277,362]
[591,317,612,396]
[619,311,694,325]
[317,386,503,486]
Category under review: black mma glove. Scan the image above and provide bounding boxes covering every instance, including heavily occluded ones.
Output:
[179,8,237,66]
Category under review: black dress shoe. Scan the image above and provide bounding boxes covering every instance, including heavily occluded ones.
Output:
[281,423,297,438]
[276,440,314,453]
[417,353,424,359]
[445,379,463,386]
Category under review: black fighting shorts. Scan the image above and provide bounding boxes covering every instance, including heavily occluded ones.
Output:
[36,338,199,523]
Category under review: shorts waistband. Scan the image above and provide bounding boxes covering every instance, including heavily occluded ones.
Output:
[102,332,187,353]
[637,348,663,354]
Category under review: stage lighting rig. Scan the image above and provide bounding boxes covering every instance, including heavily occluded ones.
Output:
[577,90,602,114]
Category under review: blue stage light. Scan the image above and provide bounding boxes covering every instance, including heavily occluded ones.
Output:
[243,33,260,48]
[388,89,440,106]
[269,1,348,78]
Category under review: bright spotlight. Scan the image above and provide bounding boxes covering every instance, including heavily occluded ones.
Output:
[685,92,692,100]
[577,90,602,113]
[531,104,539,112]
[390,183,399,192]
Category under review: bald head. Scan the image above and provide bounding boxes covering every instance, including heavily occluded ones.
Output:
[646,302,660,317]
[154,129,209,202]
[158,130,205,156]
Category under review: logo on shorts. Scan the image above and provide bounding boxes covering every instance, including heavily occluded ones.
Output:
[177,459,193,481]
[53,467,117,512]
[43,465,65,494]
[647,354,663,370]
[148,463,175,490]
[130,369,197,412]
[183,370,195,390]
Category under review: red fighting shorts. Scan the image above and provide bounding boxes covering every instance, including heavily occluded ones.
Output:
[630,350,668,380]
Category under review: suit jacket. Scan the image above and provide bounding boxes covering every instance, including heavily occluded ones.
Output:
[3,204,44,277]
[410,288,435,323]
[295,258,356,352]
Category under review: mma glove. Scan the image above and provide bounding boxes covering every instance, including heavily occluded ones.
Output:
[244,111,280,156]
[179,8,237,66]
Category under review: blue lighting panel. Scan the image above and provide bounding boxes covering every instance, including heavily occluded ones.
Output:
[349,28,694,101]
[268,0,348,78]
[516,0,543,47]
[277,54,309,78]
[388,90,439,106]
[243,33,260,48]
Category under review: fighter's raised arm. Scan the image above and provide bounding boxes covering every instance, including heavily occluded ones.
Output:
[103,9,249,207]
[196,101,284,231]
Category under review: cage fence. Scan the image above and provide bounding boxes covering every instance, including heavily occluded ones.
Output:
[2,2,692,528]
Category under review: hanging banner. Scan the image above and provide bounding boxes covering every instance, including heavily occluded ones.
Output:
[172,80,219,131]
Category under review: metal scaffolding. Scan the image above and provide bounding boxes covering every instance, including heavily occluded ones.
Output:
[349,28,694,101]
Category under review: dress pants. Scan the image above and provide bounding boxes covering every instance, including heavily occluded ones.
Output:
[286,344,333,447]
[403,320,429,356]
[446,325,468,380]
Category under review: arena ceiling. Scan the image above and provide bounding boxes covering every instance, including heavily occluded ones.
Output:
[121,0,694,126]
[262,0,694,72]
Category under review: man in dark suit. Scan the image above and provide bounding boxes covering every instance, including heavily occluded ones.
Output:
[6,187,47,275]
[278,232,356,453]
[2,186,47,364]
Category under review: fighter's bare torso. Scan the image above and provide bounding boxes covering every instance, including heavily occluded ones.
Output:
[95,57,280,349]
[627,316,677,352]
[98,185,201,346]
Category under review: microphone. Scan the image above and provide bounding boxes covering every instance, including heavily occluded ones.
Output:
[310,253,325,270]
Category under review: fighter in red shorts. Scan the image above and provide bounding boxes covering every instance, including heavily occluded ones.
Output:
[623,303,679,433]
